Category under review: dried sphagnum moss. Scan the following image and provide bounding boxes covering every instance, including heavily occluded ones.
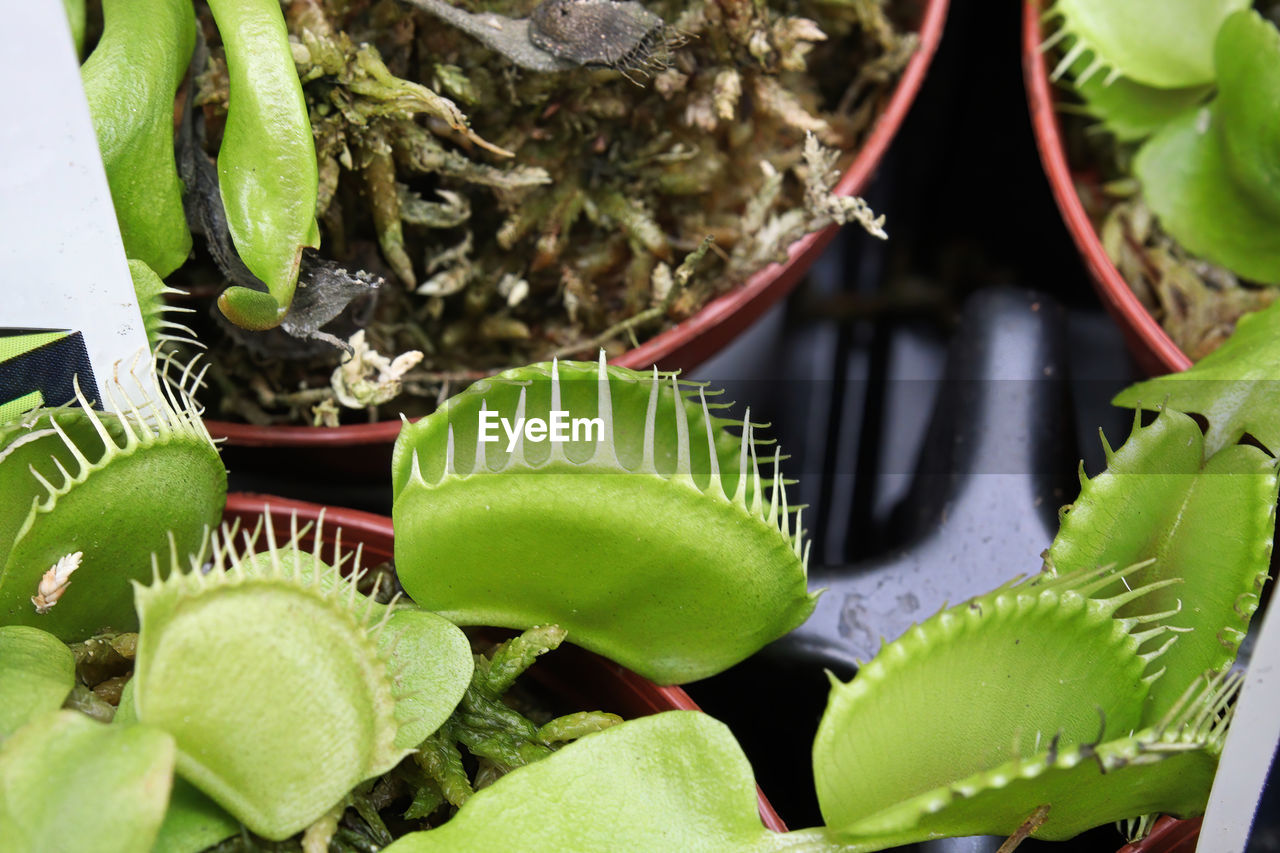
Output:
[1097,193,1277,361]
[1060,129,1278,361]
[190,0,913,426]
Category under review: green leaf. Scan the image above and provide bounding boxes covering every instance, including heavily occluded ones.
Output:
[151,778,241,853]
[235,530,475,750]
[1132,11,1280,283]
[62,0,85,55]
[379,609,474,749]
[208,0,319,328]
[0,625,75,738]
[1215,11,1280,219]
[80,0,194,277]
[1047,0,1248,88]
[1073,73,1209,142]
[1046,410,1277,721]
[112,680,240,853]
[383,711,829,852]
[813,566,1171,835]
[0,710,175,853]
[114,676,137,725]
[1113,301,1280,456]
[1134,107,1280,284]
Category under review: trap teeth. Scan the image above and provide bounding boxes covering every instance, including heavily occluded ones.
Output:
[392,359,815,684]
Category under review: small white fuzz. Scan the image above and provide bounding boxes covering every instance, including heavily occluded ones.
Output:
[330,331,424,409]
[497,273,530,308]
[32,551,83,614]
[712,69,742,121]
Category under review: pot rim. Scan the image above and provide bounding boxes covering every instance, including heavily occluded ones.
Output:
[222,491,789,833]
[1117,816,1203,853]
[1020,0,1190,377]
[205,0,951,449]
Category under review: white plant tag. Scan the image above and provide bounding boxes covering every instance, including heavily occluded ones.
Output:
[0,1,150,416]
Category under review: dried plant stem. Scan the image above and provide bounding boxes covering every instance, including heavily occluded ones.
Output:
[551,234,714,358]
[550,304,667,359]
[995,805,1051,853]
[250,376,334,409]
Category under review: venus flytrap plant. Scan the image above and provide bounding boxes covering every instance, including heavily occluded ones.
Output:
[1041,0,1220,141]
[827,374,1276,837]
[129,517,474,840]
[129,259,203,354]
[378,559,1232,852]
[207,0,321,331]
[1046,408,1278,716]
[824,673,1241,848]
[149,778,242,853]
[229,512,508,747]
[1133,10,1280,285]
[1065,64,1210,144]
[222,512,477,751]
[106,677,242,853]
[0,491,622,848]
[0,359,225,640]
[1112,298,1280,457]
[1047,3,1280,287]
[0,405,118,570]
[370,355,1278,850]
[130,553,401,841]
[805,388,1277,846]
[813,564,1222,844]
[7,342,1274,849]
[80,0,195,278]
[392,352,816,685]
[1041,0,1247,88]
[375,563,1241,852]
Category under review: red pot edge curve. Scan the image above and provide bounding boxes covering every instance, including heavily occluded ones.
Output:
[1020,0,1190,377]
[222,492,788,833]
[1118,816,1203,853]
[617,0,950,372]
[207,0,950,449]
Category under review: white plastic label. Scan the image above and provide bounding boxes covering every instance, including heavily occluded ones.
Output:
[0,1,150,413]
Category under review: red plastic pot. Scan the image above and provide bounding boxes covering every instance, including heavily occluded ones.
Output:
[1021,0,1190,377]
[206,0,950,470]
[222,492,788,833]
[1118,816,1203,853]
